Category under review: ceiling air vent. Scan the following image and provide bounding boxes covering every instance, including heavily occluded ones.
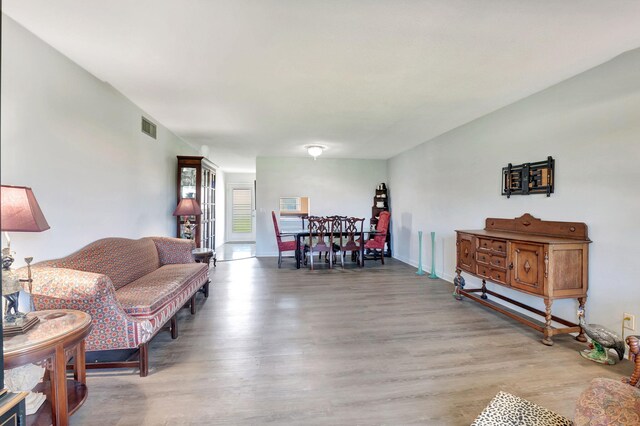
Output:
[141,117,157,139]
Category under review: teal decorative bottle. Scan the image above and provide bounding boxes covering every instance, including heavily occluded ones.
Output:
[416,231,425,276]
[428,231,439,279]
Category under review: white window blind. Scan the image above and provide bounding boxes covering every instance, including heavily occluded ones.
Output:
[232,189,252,233]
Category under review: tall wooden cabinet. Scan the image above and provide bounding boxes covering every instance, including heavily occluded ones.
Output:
[370,184,391,256]
[177,156,216,250]
[455,213,591,346]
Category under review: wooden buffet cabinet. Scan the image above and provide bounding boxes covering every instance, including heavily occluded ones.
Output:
[455,214,591,345]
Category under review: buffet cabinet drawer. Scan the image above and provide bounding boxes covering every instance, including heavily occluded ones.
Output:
[476,264,490,278]
[477,238,507,254]
[477,252,507,268]
[490,269,507,284]
[490,255,506,268]
[478,238,493,251]
[476,264,508,285]
[492,240,507,253]
[476,252,490,265]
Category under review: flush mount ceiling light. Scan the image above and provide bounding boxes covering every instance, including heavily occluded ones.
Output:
[305,144,327,160]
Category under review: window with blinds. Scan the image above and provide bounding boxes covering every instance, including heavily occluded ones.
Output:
[232,189,252,233]
[279,197,301,213]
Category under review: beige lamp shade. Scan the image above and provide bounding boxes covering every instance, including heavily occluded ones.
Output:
[172,198,202,216]
[1,185,50,232]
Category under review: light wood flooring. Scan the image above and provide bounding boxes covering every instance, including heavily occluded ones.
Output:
[71,257,633,425]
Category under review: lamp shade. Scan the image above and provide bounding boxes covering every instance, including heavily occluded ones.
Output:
[172,198,202,216]
[1,185,50,232]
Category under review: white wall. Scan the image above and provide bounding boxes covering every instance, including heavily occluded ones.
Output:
[388,48,640,331]
[225,173,256,185]
[1,15,202,264]
[256,157,387,256]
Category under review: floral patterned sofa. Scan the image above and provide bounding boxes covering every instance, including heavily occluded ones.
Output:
[27,236,209,377]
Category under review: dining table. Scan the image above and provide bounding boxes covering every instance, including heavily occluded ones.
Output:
[281,229,378,269]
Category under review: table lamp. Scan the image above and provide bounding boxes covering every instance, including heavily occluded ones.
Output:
[173,198,202,240]
[1,185,50,334]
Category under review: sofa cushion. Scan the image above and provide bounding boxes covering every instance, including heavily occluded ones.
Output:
[116,263,208,317]
[52,237,160,290]
[574,378,640,426]
[152,237,196,265]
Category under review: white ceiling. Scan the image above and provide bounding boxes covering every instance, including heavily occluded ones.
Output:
[4,1,640,172]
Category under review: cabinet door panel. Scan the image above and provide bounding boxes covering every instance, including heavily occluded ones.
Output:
[510,242,544,294]
[456,233,475,273]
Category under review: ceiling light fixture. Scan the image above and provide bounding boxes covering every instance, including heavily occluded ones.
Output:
[305,145,326,160]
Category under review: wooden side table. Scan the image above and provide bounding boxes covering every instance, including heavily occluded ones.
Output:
[192,248,215,299]
[192,248,216,267]
[3,310,92,426]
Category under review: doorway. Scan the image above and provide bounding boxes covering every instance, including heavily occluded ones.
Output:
[226,183,256,242]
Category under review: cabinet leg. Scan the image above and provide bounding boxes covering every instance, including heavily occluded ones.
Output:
[480,279,488,300]
[542,299,554,346]
[576,296,588,342]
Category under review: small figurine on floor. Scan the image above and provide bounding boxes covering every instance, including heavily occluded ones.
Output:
[577,308,625,365]
[453,268,465,300]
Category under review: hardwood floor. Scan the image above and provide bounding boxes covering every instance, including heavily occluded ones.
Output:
[71,257,633,425]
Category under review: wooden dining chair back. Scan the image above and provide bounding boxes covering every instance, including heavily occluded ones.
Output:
[307,216,332,270]
[272,211,299,268]
[364,211,390,265]
[327,216,345,267]
[340,217,365,267]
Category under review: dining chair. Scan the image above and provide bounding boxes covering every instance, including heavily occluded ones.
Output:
[339,217,365,267]
[271,211,299,268]
[327,216,345,267]
[307,216,332,270]
[364,211,390,265]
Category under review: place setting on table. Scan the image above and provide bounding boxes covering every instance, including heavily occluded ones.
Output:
[272,211,391,270]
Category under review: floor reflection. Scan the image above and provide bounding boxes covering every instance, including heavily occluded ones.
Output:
[217,242,256,261]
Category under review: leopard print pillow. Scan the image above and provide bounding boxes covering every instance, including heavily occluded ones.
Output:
[472,391,572,426]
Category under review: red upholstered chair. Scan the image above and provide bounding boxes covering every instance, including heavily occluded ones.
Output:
[272,211,299,268]
[364,211,390,265]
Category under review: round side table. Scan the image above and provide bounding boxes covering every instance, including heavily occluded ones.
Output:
[3,309,92,426]
[192,248,216,267]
